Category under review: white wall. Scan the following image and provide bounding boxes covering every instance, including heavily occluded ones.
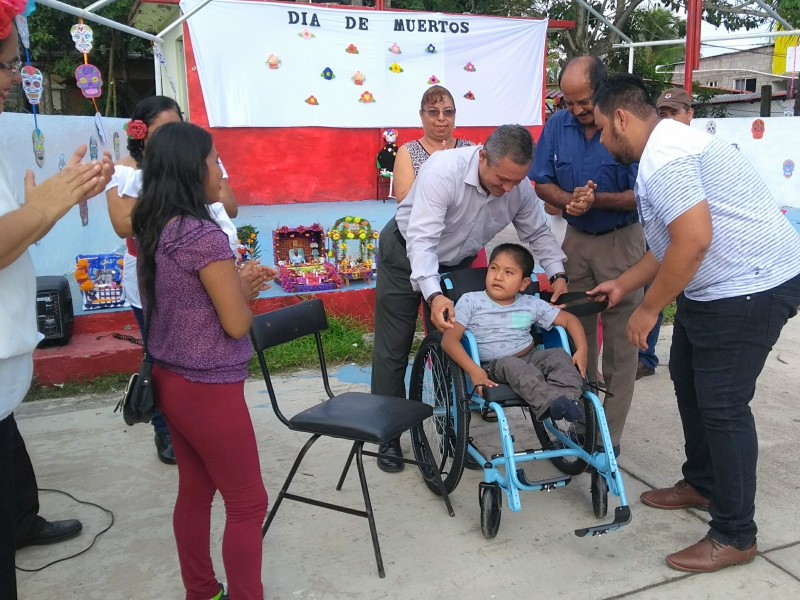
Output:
[692,116,800,208]
[2,112,130,277]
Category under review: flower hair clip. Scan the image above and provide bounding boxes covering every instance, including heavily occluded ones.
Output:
[0,0,26,39]
[124,119,147,141]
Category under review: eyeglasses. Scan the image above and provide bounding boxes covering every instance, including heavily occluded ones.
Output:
[424,108,456,119]
[0,59,22,76]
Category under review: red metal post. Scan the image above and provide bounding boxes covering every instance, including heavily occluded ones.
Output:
[684,0,702,93]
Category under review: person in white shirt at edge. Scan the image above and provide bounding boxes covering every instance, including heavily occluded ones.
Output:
[0,13,115,598]
[371,124,569,473]
[105,95,267,465]
[588,73,800,575]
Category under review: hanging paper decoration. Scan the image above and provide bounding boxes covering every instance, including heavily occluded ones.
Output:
[113,132,120,160]
[70,23,93,53]
[266,54,281,69]
[31,129,44,167]
[152,42,178,97]
[352,71,365,86]
[21,65,42,104]
[89,135,98,161]
[58,154,66,171]
[15,14,30,48]
[75,64,103,99]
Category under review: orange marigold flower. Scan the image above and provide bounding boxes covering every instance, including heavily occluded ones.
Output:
[79,280,94,293]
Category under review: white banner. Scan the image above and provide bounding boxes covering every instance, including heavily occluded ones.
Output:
[182,0,546,128]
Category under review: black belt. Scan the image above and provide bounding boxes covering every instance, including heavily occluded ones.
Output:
[574,221,636,237]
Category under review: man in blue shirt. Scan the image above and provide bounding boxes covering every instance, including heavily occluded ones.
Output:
[530,56,645,455]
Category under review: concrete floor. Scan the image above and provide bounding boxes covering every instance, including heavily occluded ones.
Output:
[14,318,800,599]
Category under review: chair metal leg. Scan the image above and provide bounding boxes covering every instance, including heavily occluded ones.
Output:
[336,441,359,491]
[262,433,321,537]
[414,424,455,517]
[354,442,385,578]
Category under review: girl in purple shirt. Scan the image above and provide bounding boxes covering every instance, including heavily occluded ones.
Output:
[132,122,271,600]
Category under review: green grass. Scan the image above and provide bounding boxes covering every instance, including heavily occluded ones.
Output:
[24,315,374,402]
[662,301,677,325]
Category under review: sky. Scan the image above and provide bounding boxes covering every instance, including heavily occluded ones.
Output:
[699,20,778,58]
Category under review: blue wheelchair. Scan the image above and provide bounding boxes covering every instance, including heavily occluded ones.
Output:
[408,268,632,539]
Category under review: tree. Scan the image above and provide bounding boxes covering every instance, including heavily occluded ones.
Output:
[12,0,151,116]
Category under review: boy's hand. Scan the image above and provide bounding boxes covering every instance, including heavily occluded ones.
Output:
[468,368,497,398]
[572,346,588,379]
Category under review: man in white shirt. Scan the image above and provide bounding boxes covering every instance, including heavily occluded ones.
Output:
[589,73,800,574]
[371,124,569,472]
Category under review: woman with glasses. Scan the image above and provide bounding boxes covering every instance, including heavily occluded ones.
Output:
[392,85,473,203]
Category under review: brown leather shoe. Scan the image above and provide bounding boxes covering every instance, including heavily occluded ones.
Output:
[641,480,709,511]
[667,537,757,573]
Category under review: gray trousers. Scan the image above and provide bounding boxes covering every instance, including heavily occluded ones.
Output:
[483,348,583,419]
[562,223,645,446]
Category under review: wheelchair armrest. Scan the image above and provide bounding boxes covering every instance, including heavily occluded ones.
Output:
[539,325,571,354]
[460,330,481,364]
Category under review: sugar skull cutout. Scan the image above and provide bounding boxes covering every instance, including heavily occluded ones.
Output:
[21,65,43,105]
[783,159,795,179]
[751,119,765,140]
[58,153,66,171]
[89,135,98,161]
[75,64,103,99]
[113,131,120,160]
[70,23,94,54]
[705,121,716,135]
[32,128,44,168]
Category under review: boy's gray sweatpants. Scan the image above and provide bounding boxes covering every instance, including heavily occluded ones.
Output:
[482,347,583,419]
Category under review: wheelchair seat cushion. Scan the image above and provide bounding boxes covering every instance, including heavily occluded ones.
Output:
[288,392,433,443]
[482,384,528,406]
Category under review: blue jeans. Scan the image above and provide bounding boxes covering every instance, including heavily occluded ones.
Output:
[638,310,663,369]
[670,273,800,549]
[132,306,170,437]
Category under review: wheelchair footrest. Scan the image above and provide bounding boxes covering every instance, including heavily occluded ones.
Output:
[515,470,571,491]
[574,505,632,538]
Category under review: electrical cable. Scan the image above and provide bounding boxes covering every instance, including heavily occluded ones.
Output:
[15,488,115,573]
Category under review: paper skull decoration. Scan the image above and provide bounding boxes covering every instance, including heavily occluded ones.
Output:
[705,121,716,135]
[783,159,795,179]
[21,65,43,105]
[75,64,103,99]
[32,129,44,168]
[70,23,94,54]
[113,131,120,160]
[751,118,765,140]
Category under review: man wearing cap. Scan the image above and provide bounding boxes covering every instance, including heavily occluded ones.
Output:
[637,88,696,380]
[530,56,645,456]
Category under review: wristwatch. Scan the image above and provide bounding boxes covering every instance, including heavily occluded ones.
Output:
[427,291,443,305]
[549,272,569,285]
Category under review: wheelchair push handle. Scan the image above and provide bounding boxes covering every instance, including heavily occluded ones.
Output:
[541,291,608,318]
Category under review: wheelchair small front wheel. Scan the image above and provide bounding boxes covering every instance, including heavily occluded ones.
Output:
[591,468,609,518]
[479,483,502,539]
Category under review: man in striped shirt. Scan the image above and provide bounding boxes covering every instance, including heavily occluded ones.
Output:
[589,73,800,574]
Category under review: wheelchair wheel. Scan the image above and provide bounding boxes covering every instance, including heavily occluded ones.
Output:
[409,332,468,495]
[531,393,596,476]
[591,468,609,518]
[479,483,502,539]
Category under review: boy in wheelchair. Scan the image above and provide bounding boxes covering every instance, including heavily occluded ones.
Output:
[441,243,588,422]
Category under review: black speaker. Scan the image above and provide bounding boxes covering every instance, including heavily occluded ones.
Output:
[36,276,74,346]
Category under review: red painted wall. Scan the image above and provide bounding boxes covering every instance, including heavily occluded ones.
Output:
[183,25,544,206]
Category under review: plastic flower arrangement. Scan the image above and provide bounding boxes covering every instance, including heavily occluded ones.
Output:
[236,225,260,262]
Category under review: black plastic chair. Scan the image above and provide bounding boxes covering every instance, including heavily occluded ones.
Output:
[250,299,455,578]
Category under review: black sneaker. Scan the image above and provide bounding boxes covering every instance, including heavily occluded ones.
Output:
[636,362,656,380]
[549,396,583,422]
[155,431,177,465]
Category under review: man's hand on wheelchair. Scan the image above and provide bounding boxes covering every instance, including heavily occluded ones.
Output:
[549,276,569,304]
[586,279,624,308]
[430,294,456,331]
[467,367,498,398]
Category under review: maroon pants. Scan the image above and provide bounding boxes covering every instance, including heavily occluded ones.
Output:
[154,366,268,600]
